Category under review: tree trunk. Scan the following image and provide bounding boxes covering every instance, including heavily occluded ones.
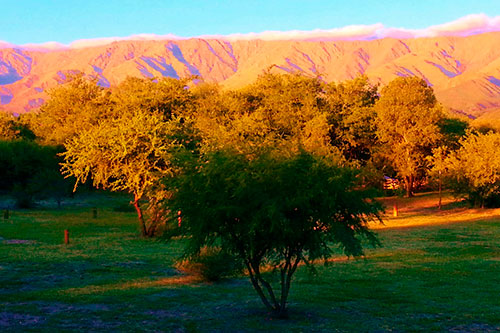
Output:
[277,255,300,319]
[245,252,303,319]
[438,171,442,210]
[245,261,275,312]
[405,175,414,198]
[132,194,147,237]
[279,260,290,319]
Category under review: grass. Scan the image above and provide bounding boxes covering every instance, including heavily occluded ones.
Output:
[1,191,499,331]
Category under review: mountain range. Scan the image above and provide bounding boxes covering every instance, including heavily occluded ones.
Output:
[1,32,500,119]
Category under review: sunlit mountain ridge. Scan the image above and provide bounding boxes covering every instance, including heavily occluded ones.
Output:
[1,32,500,119]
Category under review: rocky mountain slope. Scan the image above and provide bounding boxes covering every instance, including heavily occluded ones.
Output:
[1,32,500,119]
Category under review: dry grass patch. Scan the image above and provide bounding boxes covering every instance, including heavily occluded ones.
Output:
[374,192,500,229]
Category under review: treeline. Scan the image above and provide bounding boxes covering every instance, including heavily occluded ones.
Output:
[1,73,497,211]
[0,112,71,208]
[2,72,498,317]
[3,73,500,209]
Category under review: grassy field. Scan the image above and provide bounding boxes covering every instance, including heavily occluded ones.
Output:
[1,192,499,332]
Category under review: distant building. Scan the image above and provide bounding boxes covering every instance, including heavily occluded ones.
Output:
[383,176,400,190]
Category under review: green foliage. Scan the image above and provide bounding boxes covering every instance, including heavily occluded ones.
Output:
[427,146,448,208]
[438,117,469,149]
[111,76,194,117]
[325,75,379,162]
[0,140,70,207]
[2,69,499,326]
[0,112,36,141]
[178,246,243,282]
[444,131,500,207]
[57,76,198,236]
[28,74,109,145]
[428,146,448,181]
[375,76,443,197]
[166,149,382,317]
[61,108,182,236]
[194,73,335,157]
[0,111,18,140]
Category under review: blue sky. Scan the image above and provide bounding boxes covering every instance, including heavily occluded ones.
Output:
[2,0,500,45]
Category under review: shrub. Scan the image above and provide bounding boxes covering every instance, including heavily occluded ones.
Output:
[178,247,243,282]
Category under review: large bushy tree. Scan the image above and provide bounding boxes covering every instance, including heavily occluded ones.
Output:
[193,73,335,157]
[111,76,194,117]
[61,108,184,236]
[28,74,109,145]
[59,76,196,236]
[444,131,500,207]
[325,76,379,162]
[165,149,381,318]
[375,77,443,197]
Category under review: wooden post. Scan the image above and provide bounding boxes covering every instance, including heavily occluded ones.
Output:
[64,229,69,244]
[438,170,442,210]
[3,209,9,220]
[92,207,97,219]
[393,202,398,217]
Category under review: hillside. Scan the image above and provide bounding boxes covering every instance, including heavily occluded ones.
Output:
[1,32,500,119]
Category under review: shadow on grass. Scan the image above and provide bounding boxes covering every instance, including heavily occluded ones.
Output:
[59,274,204,297]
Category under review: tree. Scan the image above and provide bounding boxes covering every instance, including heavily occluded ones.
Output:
[165,149,382,318]
[427,146,448,209]
[438,116,468,149]
[189,82,235,151]
[0,140,70,208]
[0,111,17,140]
[325,76,379,162]
[444,131,500,207]
[58,76,197,236]
[0,112,35,141]
[28,74,109,145]
[375,77,443,197]
[193,73,335,157]
[61,109,182,236]
[111,76,194,117]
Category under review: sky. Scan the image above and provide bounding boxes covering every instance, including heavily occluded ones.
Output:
[1,0,500,46]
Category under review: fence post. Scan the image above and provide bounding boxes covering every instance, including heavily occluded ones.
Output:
[64,229,69,244]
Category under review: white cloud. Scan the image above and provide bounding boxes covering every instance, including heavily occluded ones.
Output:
[202,24,385,41]
[0,41,15,48]
[1,14,499,50]
[423,13,500,37]
[68,33,184,48]
[213,14,500,41]
[20,41,68,51]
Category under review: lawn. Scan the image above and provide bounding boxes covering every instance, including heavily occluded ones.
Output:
[0,192,499,332]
